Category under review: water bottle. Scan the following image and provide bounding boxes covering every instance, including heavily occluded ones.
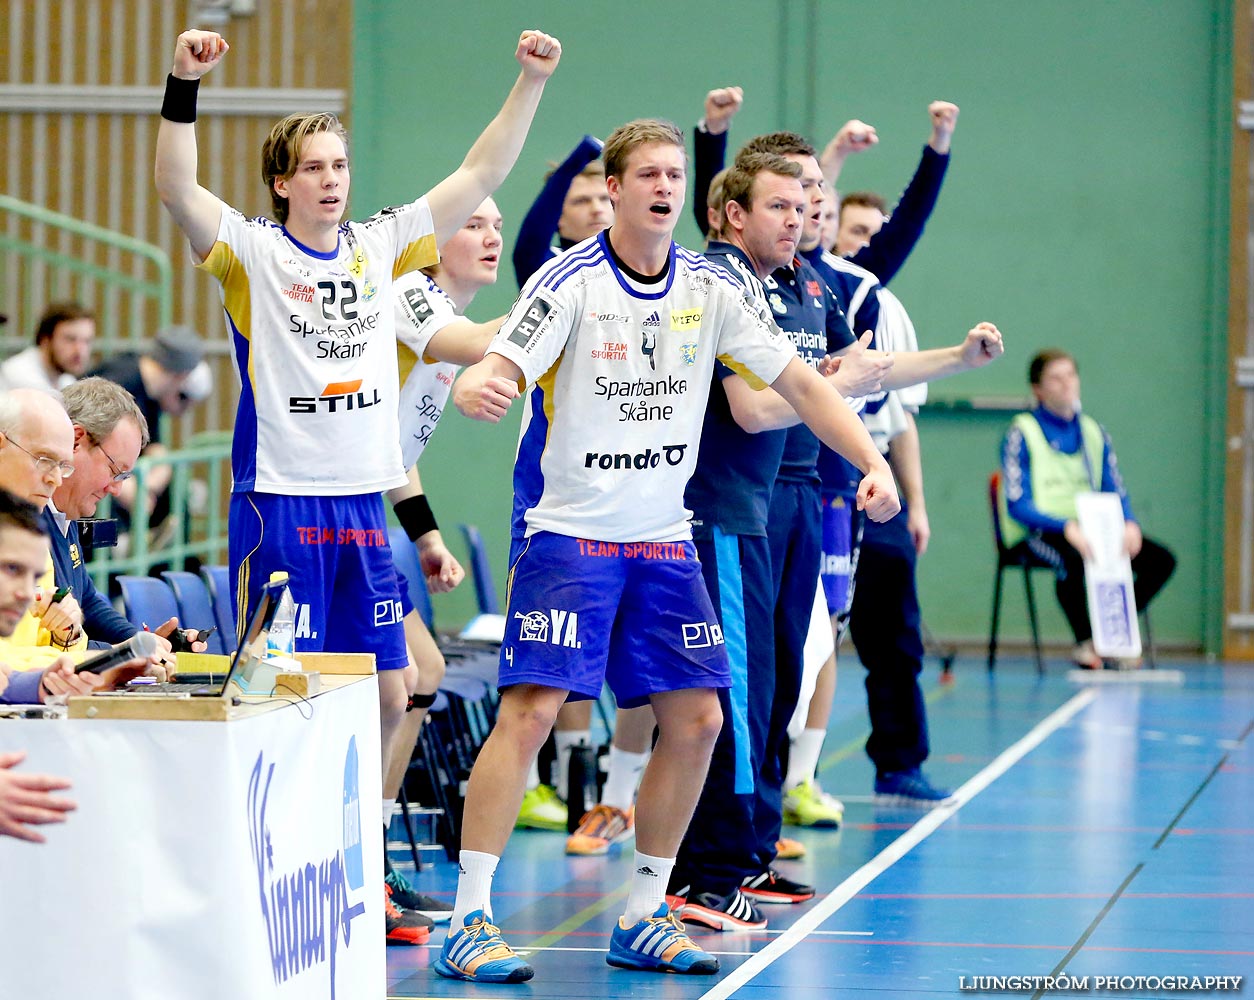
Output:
[266,570,297,661]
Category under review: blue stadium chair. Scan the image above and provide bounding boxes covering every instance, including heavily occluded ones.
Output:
[459,523,501,615]
[116,575,181,633]
[388,527,434,629]
[199,565,239,654]
[161,571,228,654]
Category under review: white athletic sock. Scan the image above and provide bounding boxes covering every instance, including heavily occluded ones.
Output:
[553,729,590,801]
[382,797,397,832]
[601,746,649,811]
[451,849,500,929]
[785,728,826,791]
[622,851,674,926]
[525,756,542,792]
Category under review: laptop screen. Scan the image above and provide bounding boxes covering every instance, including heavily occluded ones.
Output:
[173,577,287,697]
[215,577,288,696]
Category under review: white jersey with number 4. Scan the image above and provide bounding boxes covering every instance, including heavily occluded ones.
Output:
[394,270,461,469]
[492,231,797,543]
[198,198,438,495]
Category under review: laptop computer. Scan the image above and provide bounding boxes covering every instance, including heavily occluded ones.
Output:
[109,576,287,698]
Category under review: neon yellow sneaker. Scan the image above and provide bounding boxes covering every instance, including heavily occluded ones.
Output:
[515,784,567,831]
[782,780,844,828]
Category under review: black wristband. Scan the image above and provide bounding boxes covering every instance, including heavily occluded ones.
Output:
[161,74,200,123]
[394,494,438,541]
[407,692,437,712]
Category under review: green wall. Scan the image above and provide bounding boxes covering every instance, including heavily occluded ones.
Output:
[352,1,1230,650]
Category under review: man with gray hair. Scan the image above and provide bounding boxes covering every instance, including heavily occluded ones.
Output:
[0,387,84,649]
[47,378,201,656]
[43,377,147,647]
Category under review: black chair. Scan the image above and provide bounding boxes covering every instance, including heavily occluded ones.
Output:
[987,471,1050,676]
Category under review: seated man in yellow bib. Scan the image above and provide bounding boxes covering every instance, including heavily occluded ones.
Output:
[1000,349,1175,668]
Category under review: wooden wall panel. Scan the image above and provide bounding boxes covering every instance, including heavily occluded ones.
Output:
[0,0,352,445]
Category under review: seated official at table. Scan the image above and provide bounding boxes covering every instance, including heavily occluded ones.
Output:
[47,378,208,658]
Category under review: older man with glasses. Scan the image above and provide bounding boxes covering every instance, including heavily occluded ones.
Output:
[42,378,166,651]
[26,379,203,666]
[0,388,85,651]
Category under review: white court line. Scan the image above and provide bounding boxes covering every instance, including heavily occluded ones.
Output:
[698,687,1098,1000]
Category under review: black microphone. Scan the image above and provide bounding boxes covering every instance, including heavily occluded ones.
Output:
[73,631,161,675]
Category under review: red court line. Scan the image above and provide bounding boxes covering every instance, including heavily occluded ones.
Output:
[856,892,1254,900]
[849,822,1254,835]
[497,930,1254,957]
[500,928,773,943]
[755,938,1254,957]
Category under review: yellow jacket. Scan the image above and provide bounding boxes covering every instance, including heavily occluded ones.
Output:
[2,555,89,672]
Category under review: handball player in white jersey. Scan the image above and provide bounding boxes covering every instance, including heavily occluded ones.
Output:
[153,27,560,942]
[379,199,508,920]
[434,119,898,984]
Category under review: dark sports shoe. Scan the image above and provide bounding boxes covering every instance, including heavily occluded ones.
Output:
[385,868,453,923]
[384,884,432,945]
[606,903,719,974]
[673,887,767,931]
[873,767,956,808]
[740,869,815,904]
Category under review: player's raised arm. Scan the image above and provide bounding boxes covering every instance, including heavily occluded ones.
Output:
[426,30,562,245]
[154,30,228,262]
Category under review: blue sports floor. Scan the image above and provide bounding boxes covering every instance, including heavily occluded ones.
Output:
[386,655,1254,998]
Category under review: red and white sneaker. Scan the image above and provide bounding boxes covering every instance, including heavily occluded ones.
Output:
[674,888,767,931]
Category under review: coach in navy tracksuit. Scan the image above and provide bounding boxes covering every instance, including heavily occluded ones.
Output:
[674,139,873,926]
[672,137,883,926]
[673,238,795,929]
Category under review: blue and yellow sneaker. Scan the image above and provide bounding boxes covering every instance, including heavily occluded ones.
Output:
[433,909,534,983]
[606,903,719,975]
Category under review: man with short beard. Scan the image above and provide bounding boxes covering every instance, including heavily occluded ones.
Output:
[0,304,95,394]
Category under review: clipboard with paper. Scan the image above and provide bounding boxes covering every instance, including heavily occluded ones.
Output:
[1074,491,1141,659]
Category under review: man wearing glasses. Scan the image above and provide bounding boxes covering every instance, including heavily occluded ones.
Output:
[40,377,146,647]
[45,378,204,660]
[0,387,84,651]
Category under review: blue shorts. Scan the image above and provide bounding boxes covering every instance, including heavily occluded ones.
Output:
[394,567,415,618]
[229,492,409,671]
[820,493,854,617]
[500,532,730,708]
